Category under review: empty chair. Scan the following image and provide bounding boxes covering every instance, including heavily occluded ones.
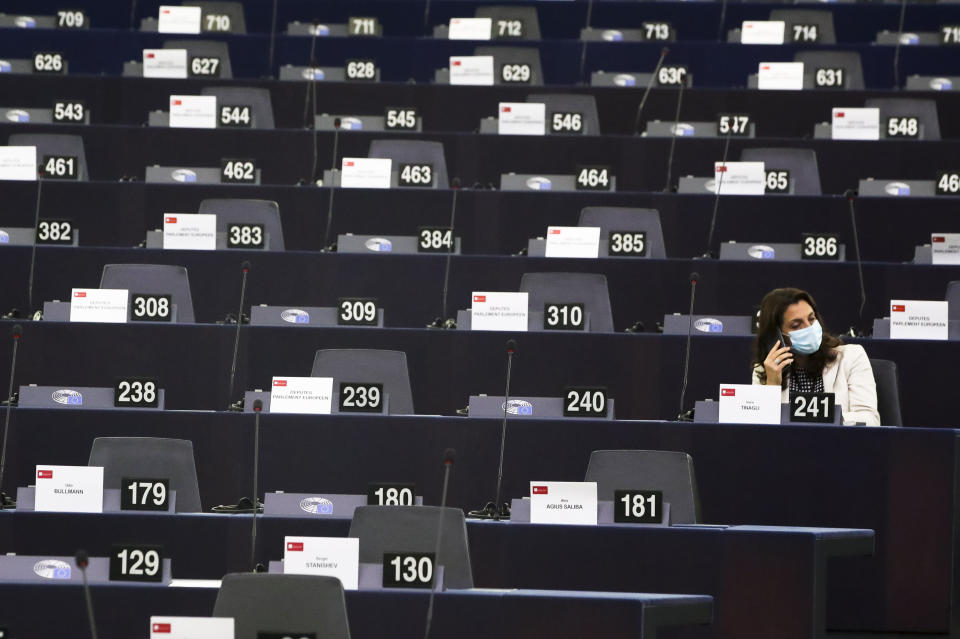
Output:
[100,264,196,323]
[794,51,864,90]
[88,437,202,512]
[865,97,941,140]
[8,133,88,181]
[769,9,837,44]
[165,40,233,78]
[739,147,822,195]
[475,5,541,40]
[349,506,474,589]
[368,139,449,189]
[184,1,247,33]
[869,359,903,426]
[527,93,600,135]
[198,199,285,250]
[947,281,960,319]
[311,349,414,414]
[475,46,544,86]
[584,450,701,524]
[214,573,350,639]
[200,87,274,128]
[520,272,615,333]
[578,207,666,258]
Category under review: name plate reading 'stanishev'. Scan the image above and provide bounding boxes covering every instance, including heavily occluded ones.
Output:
[284,536,359,590]
[150,617,234,639]
[614,490,663,524]
[544,226,600,258]
[34,465,104,513]
[932,233,960,264]
[367,482,416,506]
[70,288,128,323]
[270,376,334,414]
[718,384,781,424]
[530,481,598,525]
[889,299,948,340]
[471,291,528,331]
[382,552,435,589]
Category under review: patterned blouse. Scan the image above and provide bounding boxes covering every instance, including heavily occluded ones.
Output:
[789,366,825,394]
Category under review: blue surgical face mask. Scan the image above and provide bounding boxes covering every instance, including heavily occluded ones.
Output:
[788,320,823,355]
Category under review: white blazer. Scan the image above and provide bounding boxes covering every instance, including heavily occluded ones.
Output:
[752,344,881,426]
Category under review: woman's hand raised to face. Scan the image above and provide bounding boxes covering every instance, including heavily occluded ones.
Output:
[763,340,794,386]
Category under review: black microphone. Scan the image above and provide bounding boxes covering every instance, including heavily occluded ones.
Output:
[846,190,867,335]
[469,339,517,520]
[75,550,100,639]
[633,47,669,135]
[677,274,699,421]
[428,178,461,329]
[249,399,264,572]
[892,0,908,89]
[266,0,279,78]
[422,447,456,639]
[0,324,22,509]
[226,261,251,409]
[577,0,596,84]
[26,169,44,315]
[701,132,733,258]
[663,79,686,192]
[321,118,342,251]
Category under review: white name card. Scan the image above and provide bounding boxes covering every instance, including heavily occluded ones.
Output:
[932,233,960,265]
[341,157,392,189]
[143,49,187,79]
[150,617,234,639]
[741,21,785,44]
[831,108,880,141]
[34,465,104,513]
[450,56,494,86]
[169,95,217,129]
[270,376,334,414]
[157,5,201,34]
[714,161,765,195]
[0,146,37,181]
[757,62,804,90]
[890,300,948,340]
[718,384,781,424]
[448,17,492,40]
[498,102,545,136]
[70,288,128,323]
[163,213,216,250]
[471,291,529,332]
[544,226,601,258]
[530,481,598,525]
[283,536,359,590]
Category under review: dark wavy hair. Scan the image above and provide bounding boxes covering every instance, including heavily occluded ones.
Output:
[753,288,842,387]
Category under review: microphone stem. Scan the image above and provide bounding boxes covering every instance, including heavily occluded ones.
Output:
[678,281,697,418]
[663,80,685,192]
[227,268,248,405]
[250,410,260,571]
[266,0,279,77]
[704,133,732,257]
[493,351,514,520]
[423,463,451,639]
[0,335,19,504]
[848,196,867,328]
[27,176,43,313]
[633,49,668,135]
[440,188,458,322]
[81,566,99,639]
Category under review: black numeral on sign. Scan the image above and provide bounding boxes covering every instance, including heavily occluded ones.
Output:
[814,67,844,88]
[53,100,85,122]
[886,116,919,138]
[936,171,960,195]
[792,24,819,42]
[41,155,77,180]
[614,490,663,523]
[33,52,64,73]
[717,113,750,136]
[563,387,608,417]
[383,552,434,589]
[576,166,611,191]
[765,170,790,193]
[367,483,415,505]
[121,477,169,511]
[227,223,264,248]
[495,19,524,38]
[219,105,251,127]
[130,294,171,322]
[657,66,687,86]
[337,298,378,326]
[56,10,86,28]
[221,158,256,183]
[801,233,839,260]
[417,227,453,252]
[36,219,73,244]
[551,111,584,134]
[643,22,671,40]
[544,303,585,330]
[204,13,232,32]
[189,56,221,77]
[349,16,379,36]
[110,544,163,582]
[608,231,646,256]
[339,382,384,413]
[114,378,160,408]
[346,59,376,80]
[385,108,417,130]
[500,63,531,83]
[398,163,433,187]
[790,392,835,423]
